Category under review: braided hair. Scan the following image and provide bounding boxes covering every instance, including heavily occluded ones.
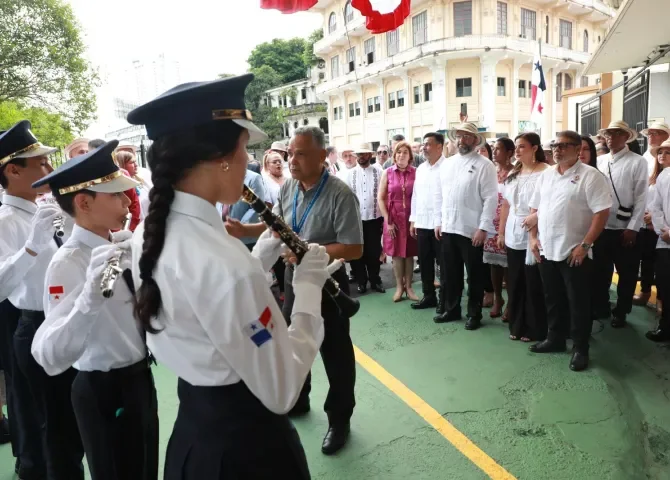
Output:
[134,121,244,333]
[506,133,546,183]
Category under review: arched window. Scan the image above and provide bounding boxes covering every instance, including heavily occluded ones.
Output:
[293,121,299,129]
[583,30,589,53]
[344,1,354,24]
[319,117,329,134]
[303,119,309,126]
[328,12,337,33]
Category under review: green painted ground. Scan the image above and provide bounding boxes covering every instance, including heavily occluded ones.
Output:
[2,274,670,479]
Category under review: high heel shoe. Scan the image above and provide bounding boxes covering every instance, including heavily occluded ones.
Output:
[393,288,403,302]
[405,287,419,301]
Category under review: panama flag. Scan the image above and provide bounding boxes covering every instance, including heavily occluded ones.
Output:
[530,53,546,126]
[243,307,276,347]
[259,0,317,13]
[352,0,411,34]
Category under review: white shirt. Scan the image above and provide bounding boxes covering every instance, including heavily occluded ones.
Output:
[31,225,146,376]
[344,163,383,221]
[597,148,648,231]
[130,191,324,415]
[529,161,612,262]
[650,169,670,250]
[261,174,282,205]
[409,156,445,230]
[502,170,544,250]
[0,195,62,310]
[644,150,657,179]
[433,151,498,238]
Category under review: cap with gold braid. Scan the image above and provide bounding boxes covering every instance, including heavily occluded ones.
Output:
[126,73,267,144]
[0,120,57,168]
[32,140,139,195]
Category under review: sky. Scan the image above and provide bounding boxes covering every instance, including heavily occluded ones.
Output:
[65,0,323,136]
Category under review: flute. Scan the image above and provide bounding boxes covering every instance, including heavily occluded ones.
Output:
[100,214,132,299]
[38,194,65,237]
[240,184,360,318]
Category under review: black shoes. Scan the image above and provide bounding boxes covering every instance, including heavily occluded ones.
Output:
[646,325,670,342]
[371,283,385,293]
[0,415,9,445]
[569,351,589,372]
[321,422,350,455]
[529,339,567,353]
[464,317,481,330]
[411,296,437,310]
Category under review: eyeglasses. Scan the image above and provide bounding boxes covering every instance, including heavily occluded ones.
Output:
[550,142,580,150]
[377,150,388,154]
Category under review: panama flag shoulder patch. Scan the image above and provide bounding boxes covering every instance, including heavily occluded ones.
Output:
[49,285,64,303]
[243,307,275,347]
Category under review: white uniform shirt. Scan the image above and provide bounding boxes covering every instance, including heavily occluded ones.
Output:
[31,225,146,376]
[529,161,612,262]
[409,156,445,230]
[502,170,543,250]
[597,148,648,231]
[0,195,61,309]
[344,163,383,221]
[433,151,498,238]
[650,169,670,250]
[130,191,324,414]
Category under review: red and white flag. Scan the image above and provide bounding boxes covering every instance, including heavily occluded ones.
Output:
[49,285,64,303]
[352,0,411,34]
[259,0,317,13]
[530,53,546,126]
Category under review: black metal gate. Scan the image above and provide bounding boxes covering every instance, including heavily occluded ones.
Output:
[579,96,601,137]
[623,70,650,151]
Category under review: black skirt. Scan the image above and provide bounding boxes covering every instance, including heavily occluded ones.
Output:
[165,379,311,480]
[71,360,159,480]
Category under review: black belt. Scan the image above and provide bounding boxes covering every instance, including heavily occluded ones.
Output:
[79,359,150,379]
[20,309,45,322]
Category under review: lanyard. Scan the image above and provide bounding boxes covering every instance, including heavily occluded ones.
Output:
[292,171,329,235]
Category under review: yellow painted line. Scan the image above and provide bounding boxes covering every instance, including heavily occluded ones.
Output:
[353,345,517,480]
[611,273,657,304]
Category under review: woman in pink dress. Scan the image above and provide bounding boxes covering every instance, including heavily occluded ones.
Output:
[378,141,419,302]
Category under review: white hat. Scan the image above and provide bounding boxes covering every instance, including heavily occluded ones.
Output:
[270,141,287,153]
[64,138,90,159]
[353,143,374,154]
[641,121,670,138]
[598,120,638,143]
[650,139,670,157]
[447,122,486,148]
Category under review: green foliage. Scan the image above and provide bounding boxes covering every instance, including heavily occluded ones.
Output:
[302,29,324,67]
[0,0,99,134]
[0,100,73,147]
[245,65,283,110]
[247,38,309,84]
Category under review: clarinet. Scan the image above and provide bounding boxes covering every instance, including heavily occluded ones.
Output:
[100,214,132,298]
[240,185,360,318]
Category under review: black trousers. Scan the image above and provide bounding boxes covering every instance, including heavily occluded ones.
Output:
[165,379,310,480]
[416,228,441,297]
[592,229,640,319]
[538,257,594,353]
[351,217,383,287]
[441,233,484,319]
[655,249,670,329]
[0,300,22,459]
[638,228,658,293]
[506,248,547,341]
[71,361,159,480]
[14,310,85,480]
[283,265,356,426]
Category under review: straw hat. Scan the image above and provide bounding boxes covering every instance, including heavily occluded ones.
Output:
[598,120,638,143]
[353,142,374,154]
[339,145,355,154]
[270,141,287,153]
[64,137,90,158]
[447,122,485,148]
[650,139,670,157]
[641,121,670,138]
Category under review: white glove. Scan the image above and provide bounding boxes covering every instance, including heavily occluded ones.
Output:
[292,244,343,289]
[250,229,284,272]
[74,242,130,314]
[25,204,63,253]
[111,229,133,243]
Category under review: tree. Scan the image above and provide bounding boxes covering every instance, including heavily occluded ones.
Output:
[0,101,74,147]
[247,38,308,84]
[0,0,98,134]
[302,29,324,68]
[245,65,283,110]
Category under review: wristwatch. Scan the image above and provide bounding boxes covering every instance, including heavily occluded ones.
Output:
[581,242,592,250]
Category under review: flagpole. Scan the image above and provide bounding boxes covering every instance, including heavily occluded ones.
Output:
[537,37,542,141]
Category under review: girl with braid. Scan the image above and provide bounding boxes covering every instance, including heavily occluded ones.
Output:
[125,74,340,479]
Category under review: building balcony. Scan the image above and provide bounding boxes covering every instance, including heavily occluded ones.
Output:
[316,34,592,95]
[534,0,613,22]
[314,15,367,55]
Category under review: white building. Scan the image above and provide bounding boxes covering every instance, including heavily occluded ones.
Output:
[310,0,614,148]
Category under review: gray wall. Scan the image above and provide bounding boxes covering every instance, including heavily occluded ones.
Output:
[649,70,670,123]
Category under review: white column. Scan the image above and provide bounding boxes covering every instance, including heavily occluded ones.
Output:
[431,63,448,131]
[357,85,366,141]
[338,90,348,143]
[511,60,521,138]
[480,58,498,132]
[403,73,411,140]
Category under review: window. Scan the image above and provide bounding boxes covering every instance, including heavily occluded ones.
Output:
[331,55,340,79]
[387,29,399,56]
[346,47,356,72]
[518,80,527,98]
[413,86,421,104]
[388,91,396,109]
[303,119,309,126]
[355,101,361,116]
[497,2,507,35]
[333,106,344,120]
[263,97,268,106]
[397,90,405,107]
[367,98,374,114]
[581,76,589,88]
[583,30,589,53]
[497,77,506,96]
[328,12,337,33]
[293,121,298,129]
[555,73,572,101]
[521,8,536,40]
[424,83,433,102]
[344,0,354,24]
[564,74,572,91]
[559,20,572,49]
[374,96,381,111]
[364,38,376,64]
[349,103,355,117]
[453,1,472,37]
[412,11,427,46]
[301,88,307,100]
[456,78,472,97]
[545,16,549,43]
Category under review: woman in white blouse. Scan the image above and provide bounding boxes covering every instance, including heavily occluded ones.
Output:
[261,150,285,205]
[497,133,549,342]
